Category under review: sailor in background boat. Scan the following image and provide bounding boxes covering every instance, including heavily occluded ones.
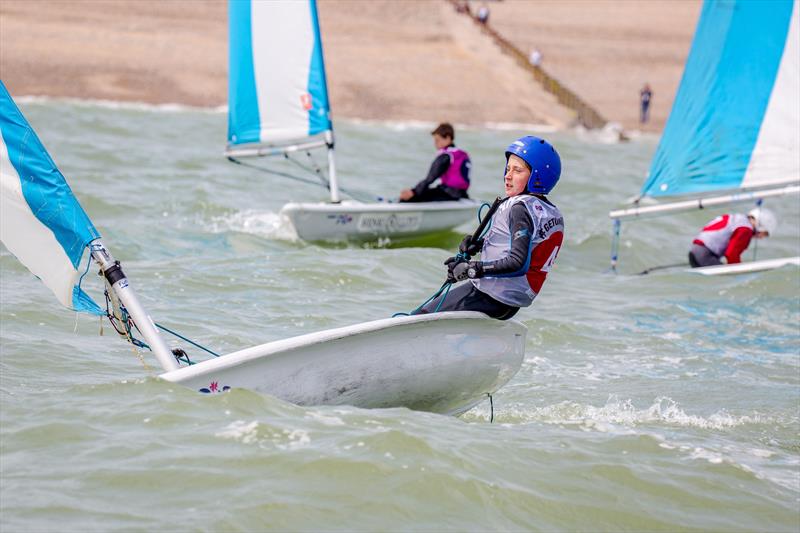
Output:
[688,208,777,268]
[416,136,564,320]
[399,123,471,202]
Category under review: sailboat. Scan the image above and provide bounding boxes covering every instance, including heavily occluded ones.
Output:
[225,0,479,242]
[608,0,800,276]
[0,82,525,416]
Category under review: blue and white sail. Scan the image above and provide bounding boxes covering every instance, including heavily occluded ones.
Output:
[0,81,102,314]
[641,0,799,198]
[227,0,332,151]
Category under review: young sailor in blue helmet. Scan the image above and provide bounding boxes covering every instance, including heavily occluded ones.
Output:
[416,136,564,320]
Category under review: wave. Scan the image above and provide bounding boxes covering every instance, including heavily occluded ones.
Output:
[206,209,299,241]
[16,95,226,114]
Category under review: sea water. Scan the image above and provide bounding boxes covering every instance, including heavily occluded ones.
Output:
[1,100,798,531]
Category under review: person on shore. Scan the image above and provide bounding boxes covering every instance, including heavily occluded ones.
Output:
[688,208,776,267]
[529,48,542,67]
[640,83,652,123]
[477,4,490,24]
[415,136,564,320]
[399,123,471,203]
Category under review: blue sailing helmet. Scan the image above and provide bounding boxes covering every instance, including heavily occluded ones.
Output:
[505,136,561,194]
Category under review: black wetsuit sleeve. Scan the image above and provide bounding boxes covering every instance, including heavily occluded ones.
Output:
[479,202,535,277]
[412,153,451,196]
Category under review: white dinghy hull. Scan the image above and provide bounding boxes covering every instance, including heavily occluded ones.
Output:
[280,199,479,242]
[687,256,800,276]
[160,312,527,416]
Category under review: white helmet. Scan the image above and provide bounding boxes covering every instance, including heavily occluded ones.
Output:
[748,207,777,236]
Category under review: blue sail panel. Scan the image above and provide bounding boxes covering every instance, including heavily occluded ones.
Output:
[642,0,796,198]
[0,81,102,314]
[227,0,332,148]
[227,0,260,146]
[308,0,333,136]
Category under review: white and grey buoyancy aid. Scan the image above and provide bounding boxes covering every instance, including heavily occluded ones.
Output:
[473,195,564,307]
[692,213,751,257]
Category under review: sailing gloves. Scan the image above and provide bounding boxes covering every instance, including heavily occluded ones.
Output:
[443,234,486,282]
[459,234,484,258]
[445,256,484,282]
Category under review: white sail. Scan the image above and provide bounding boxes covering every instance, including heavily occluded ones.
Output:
[639,0,799,199]
[743,4,800,189]
[0,82,101,313]
[227,0,332,150]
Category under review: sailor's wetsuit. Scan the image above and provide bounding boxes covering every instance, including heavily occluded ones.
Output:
[403,144,471,202]
[418,194,564,319]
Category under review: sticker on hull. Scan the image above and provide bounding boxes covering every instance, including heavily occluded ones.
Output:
[357,213,422,233]
[199,381,231,394]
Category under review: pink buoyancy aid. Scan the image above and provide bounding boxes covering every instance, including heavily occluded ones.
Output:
[438,147,470,190]
[693,214,752,257]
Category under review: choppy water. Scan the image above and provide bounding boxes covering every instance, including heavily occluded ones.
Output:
[1,99,799,531]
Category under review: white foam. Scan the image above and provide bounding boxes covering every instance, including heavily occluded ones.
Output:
[208,210,298,241]
[525,396,769,431]
[281,429,311,449]
[15,95,225,114]
[305,411,346,426]
[690,447,724,464]
[216,420,259,444]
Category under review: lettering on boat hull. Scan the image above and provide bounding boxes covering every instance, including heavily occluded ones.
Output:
[357,213,422,233]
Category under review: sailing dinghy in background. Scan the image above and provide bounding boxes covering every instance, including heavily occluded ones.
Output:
[609,0,800,276]
[0,82,525,416]
[225,0,478,242]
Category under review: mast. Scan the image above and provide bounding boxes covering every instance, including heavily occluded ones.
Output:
[90,241,179,372]
[325,130,340,203]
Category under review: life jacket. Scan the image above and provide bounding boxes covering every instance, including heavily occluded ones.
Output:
[438,146,470,190]
[474,195,564,307]
[693,214,752,257]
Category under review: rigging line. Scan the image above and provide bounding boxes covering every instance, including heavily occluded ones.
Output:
[393,201,501,317]
[229,156,330,189]
[636,262,688,275]
[76,248,94,293]
[154,322,221,358]
[229,156,377,203]
[304,149,325,180]
[284,151,328,186]
[476,202,495,239]
[392,281,453,318]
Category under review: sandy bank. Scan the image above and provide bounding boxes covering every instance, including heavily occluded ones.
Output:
[0,0,699,130]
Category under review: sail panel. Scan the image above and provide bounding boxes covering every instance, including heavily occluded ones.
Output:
[228,0,260,146]
[641,0,797,198]
[227,0,332,148]
[307,0,332,137]
[0,82,102,314]
[742,3,800,189]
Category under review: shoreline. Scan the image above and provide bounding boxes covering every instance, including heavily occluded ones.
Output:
[1,0,698,131]
[17,94,651,138]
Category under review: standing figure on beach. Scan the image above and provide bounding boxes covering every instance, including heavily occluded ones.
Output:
[529,48,542,67]
[415,136,564,320]
[640,83,653,123]
[399,123,471,203]
[688,208,776,267]
[477,4,490,24]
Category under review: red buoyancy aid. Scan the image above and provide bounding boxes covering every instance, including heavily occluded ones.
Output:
[438,147,470,190]
[693,214,752,257]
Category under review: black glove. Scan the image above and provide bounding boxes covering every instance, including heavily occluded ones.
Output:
[444,255,463,282]
[449,261,484,282]
[458,234,484,258]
